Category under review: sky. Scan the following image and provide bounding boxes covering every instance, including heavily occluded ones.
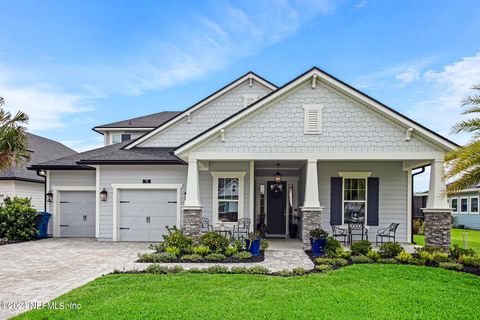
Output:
[0,0,479,191]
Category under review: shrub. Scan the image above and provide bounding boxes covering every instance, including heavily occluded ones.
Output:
[180,254,203,262]
[260,238,269,251]
[168,265,185,274]
[315,257,348,267]
[205,265,230,274]
[137,252,177,262]
[162,226,193,254]
[224,246,238,257]
[315,264,333,272]
[200,232,229,253]
[232,239,244,251]
[350,255,372,264]
[246,266,270,274]
[165,246,181,256]
[277,269,293,276]
[188,268,205,274]
[417,251,436,264]
[459,255,480,267]
[192,245,211,256]
[412,218,424,235]
[434,253,451,263]
[0,197,37,241]
[450,244,475,260]
[337,249,352,259]
[205,253,226,261]
[377,258,397,264]
[325,237,341,256]
[350,240,372,256]
[145,264,170,274]
[366,250,381,262]
[149,242,167,253]
[378,242,403,259]
[291,267,307,275]
[233,251,252,260]
[230,266,249,274]
[309,228,328,239]
[439,262,464,271]
[395,251,413,264]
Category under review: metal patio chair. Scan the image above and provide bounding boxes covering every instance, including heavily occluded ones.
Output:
[331,223,348,245]
[233,218,251,239]
[376,223,400,245]
[348,222,368,244]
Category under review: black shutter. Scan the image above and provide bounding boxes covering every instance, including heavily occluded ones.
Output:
[330,177,343,225]
[367,177,379,226]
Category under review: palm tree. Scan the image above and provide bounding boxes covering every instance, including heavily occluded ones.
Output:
[0,97,31,172]
[445,84,480,193]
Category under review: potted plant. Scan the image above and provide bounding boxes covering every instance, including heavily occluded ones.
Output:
[246,232,262,256]
[309,228,328,257]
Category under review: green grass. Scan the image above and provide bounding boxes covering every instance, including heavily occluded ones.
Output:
[15,264,480,320]
[414,228,480,252]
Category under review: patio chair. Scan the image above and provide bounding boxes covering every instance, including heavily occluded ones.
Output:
[201,217,212,234]
[330,223,348,245]
[376,223,400,245]
[348,222,368,244]
[233,218,251,239]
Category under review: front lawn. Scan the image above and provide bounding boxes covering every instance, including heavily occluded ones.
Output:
[414,228,480,252]
[15,264,480,320]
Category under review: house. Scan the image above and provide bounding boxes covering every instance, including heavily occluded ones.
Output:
[29,67,458,248]
[0,133,76,210]
[414,185,480,230]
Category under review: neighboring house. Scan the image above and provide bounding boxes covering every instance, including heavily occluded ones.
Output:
[0,133,76,210]
[414,185,480,230]
[30,67,458,247]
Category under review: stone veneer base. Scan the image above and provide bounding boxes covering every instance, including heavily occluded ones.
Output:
[424,210,451,250]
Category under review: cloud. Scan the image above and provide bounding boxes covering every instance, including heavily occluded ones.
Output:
[395,69,420,83]
[353,0,368,9]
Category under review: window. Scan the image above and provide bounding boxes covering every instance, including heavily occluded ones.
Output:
[121,134,131,142]
[302,104,324,134]
[451,198,458,213]
[242,94,259,107]
[470,197,479,214]
[212,172,245,224]
[343,178,367,223]
[111,134,122,144]
[460,197,468,214]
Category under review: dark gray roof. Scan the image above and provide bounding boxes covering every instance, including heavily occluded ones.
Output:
[94,111,180,129]
[1,133,76,182]
[30,140,182,169]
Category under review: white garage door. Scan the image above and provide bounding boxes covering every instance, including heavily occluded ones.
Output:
[59,191,96,237]
[119,189,177,242]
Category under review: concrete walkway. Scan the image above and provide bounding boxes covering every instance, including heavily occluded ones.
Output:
[0,238,313,319]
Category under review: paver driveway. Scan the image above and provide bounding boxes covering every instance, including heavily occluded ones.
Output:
[0,238,149,319]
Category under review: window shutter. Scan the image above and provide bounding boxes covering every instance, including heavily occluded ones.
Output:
[367,177,379,226]
[330,177,343,225]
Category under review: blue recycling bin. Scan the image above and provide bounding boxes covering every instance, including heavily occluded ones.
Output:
[36,212,51,238]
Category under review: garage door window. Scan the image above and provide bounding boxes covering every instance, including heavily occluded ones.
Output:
[212,172,245,225]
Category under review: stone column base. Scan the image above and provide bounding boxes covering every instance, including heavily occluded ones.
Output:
[423,210,451,250]
[301,209,322,250]
[182,208,202,244]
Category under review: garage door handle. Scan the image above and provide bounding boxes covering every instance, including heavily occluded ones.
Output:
[60,201,69,204]
[119,227,130,230]
[120,201,130,203]
[168,201,177,204]
[60,225,69,227]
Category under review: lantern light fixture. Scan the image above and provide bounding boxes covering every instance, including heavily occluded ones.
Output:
[274,163,282,184]
[46,190,53,203]
[100,188,108,201]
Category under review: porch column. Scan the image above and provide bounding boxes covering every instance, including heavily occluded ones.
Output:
[183,159,202,243]
[422,159,452,250]
[300,159,323,250]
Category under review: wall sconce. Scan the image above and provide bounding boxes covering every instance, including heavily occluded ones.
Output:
[274,163,282,184]
[100,188,108,201]
[46,190,53,203]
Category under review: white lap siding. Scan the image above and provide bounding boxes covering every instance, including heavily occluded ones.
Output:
[98,165,187,241]
[318,161,409,242]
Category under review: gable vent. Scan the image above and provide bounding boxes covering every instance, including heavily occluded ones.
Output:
[242,94,259,108]
[303,104,324,134]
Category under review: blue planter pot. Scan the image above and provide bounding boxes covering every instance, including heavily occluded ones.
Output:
[248,238,261,256]
[310,237,326,257]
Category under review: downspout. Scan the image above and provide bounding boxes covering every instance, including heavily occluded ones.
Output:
[411,166,426,244]
[36,170,47,212]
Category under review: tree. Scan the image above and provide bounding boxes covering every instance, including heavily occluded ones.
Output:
[445,84,480,193]
[0,97,31,172]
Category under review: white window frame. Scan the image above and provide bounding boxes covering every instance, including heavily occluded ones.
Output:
[111,133,123,144]
[450,197,459,214]
[460,197,469,214]
[470,196,479,214]
[339,172,371,225]
[211,172,245,226]
[302,104,324,135]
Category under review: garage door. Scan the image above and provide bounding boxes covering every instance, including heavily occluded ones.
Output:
[119,189,177,241]
[59,191,95,237]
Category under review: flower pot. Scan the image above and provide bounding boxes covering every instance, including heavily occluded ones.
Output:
[310,237,326,257]
[289,223,298,238]
[248,238,261,256]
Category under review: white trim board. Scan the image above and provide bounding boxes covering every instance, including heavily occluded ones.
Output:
[111,183,183,241]
[125,73,276,149]
[175,68,457,156]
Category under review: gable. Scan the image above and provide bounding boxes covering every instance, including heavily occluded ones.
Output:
[179,78,448,156]
[138,80,272,147]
